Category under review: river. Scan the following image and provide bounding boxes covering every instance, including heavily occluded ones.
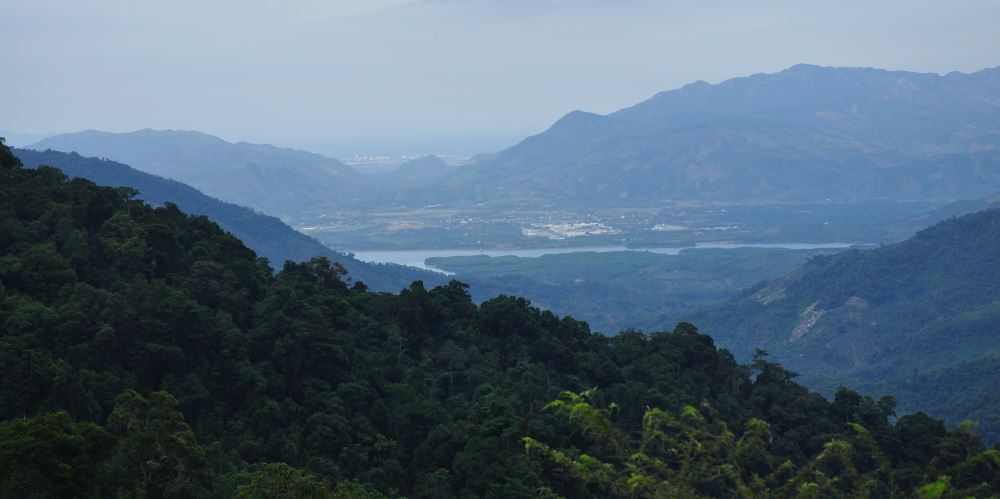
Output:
[350,242,857,274]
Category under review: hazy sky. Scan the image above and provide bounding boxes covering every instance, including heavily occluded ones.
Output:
[3,0,999,155]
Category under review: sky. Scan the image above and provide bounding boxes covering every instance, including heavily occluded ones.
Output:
[3,0,999,156]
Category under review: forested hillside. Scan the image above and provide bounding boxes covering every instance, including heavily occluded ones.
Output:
[13,148,443,292]
[2,139,998,497]
[687,209,1000,442]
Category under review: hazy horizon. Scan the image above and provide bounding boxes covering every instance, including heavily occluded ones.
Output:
[5,0,1000,156]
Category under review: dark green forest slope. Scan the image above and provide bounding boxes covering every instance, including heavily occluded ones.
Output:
[13,148,444,293]
[2,140,998,497]
[687,209,1000,442]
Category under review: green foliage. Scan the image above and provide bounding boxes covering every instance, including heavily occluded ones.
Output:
[104,389,211,498]
[332,480,390,499]
[235,463,332,498]
[0,389,212,498]
[1,141,998,497]
[918,475,950,498]
[527,390,1000,498]
[529,391,787,497]
[0,411,114,498]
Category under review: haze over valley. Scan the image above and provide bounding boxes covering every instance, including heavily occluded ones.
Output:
[26,63,1000,253]
[4,1,1000,497]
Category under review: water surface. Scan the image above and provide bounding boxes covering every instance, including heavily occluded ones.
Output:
[351,242,857,274]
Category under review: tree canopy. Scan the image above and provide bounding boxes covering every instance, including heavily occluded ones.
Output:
[1,138,998,497]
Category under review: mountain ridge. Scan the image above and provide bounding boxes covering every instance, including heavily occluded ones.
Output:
[27,129,366,216]
[12,147,443,292]
[684,207,1000,441]
[442,64,1000,208]
[24,64,1000,212]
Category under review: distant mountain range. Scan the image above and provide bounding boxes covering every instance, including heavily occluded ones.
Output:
[686,208,1000,441]
[440,64,1000,208]
[13,148,443,292]
[28,129,366,217]
[28,65,1000,211]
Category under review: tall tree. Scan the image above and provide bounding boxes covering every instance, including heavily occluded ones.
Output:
[104,390,211,498]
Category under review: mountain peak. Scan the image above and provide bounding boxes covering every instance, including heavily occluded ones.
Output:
[782,63,825,73]
[546,110,609,135]
[556,109,603,122]
[458,64,1000,208]
[129,128,230,143]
